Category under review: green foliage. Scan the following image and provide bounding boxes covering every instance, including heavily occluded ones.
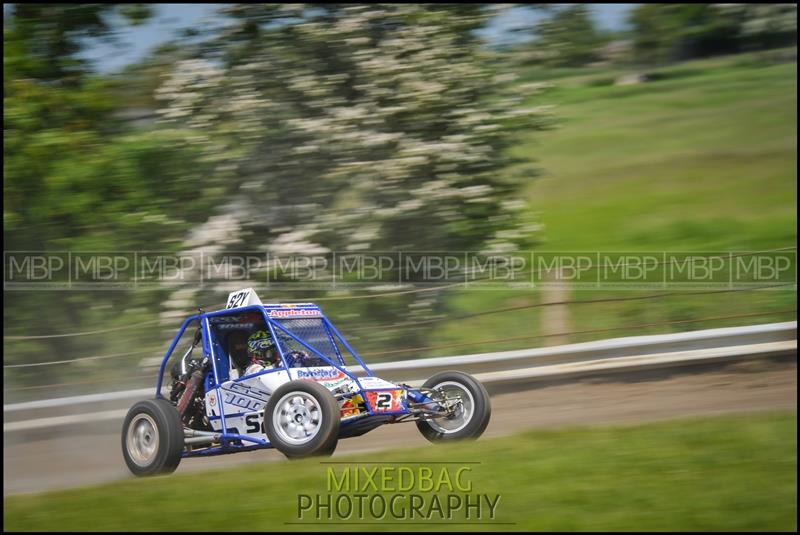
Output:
[4,411,796,531]
[527,5,607,67]
[4,4,153,82]
[629,4,797,65]
[2,4,221,386]
[3,3,207,252]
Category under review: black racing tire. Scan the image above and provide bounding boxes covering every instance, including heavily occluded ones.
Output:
[121,398,184,477]
[318,438,339,457]
[265,380,340,459]
[283,436,338,462]
[415,371,491,443]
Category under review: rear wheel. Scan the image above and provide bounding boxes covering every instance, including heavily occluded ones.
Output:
[265,380,340,459]
[121,398,184,476]
[416,371,491,442]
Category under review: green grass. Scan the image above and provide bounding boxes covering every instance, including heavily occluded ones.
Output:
[4,411,797,531]
[520,52,796,251]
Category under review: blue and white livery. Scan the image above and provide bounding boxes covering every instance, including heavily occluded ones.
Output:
[121,289,491,476]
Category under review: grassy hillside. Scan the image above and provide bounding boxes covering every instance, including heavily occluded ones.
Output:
[4,411,796,531]
[521,53,796,251]
[421,51,797,356]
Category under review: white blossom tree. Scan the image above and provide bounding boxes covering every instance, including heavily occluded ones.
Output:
[157,4,547,259]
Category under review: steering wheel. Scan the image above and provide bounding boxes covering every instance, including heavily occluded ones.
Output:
[287,350,312,367]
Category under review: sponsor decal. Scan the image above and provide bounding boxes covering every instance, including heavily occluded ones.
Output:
[226,381,270,400]
[297,368,349,388]
[221,382,271,412]
[358,377,399,389]
[268,308,322,318]
[265,303,316,307]
[208,393,216,406]
[216,322,259,330]
[222,391,264,412]
[212,313,260,323]
[297,368,346,380]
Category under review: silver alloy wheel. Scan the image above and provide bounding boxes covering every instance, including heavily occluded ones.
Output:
[126,413,159,467]
[427,381,474,435]
[272,392,323,445]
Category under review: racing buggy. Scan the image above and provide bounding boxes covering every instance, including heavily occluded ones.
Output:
[122,288,491,476]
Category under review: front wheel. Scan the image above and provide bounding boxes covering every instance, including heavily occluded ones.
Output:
[416,371,491,443]
[121,398,184,476]
[265,380,340,459]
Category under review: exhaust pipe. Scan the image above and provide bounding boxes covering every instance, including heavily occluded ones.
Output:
[184,429,219,437]
[183,428,222,446]
[184,435,221,446]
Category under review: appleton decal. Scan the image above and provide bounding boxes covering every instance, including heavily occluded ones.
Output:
[268,309,322,318]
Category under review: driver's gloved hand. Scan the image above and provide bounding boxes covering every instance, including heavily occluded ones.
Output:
[287,351,309,367]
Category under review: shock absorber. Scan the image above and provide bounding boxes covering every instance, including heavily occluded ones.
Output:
[176,370,203,417]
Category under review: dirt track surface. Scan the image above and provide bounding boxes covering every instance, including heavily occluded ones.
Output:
[3,356,796,497]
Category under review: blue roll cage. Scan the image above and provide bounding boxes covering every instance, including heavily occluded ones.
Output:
[155,304,431,457]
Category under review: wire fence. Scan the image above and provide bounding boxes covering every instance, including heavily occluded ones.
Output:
[3,307,795,395]
[347,282,797,334]
[361,308,797,357]
[4,282,795,369]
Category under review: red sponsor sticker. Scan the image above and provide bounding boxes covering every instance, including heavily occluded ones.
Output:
[366,390,404,412]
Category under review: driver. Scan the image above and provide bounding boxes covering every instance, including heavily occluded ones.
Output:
[244,330,281,376]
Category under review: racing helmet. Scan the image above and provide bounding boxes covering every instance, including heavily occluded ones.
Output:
[247,330,277,366]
